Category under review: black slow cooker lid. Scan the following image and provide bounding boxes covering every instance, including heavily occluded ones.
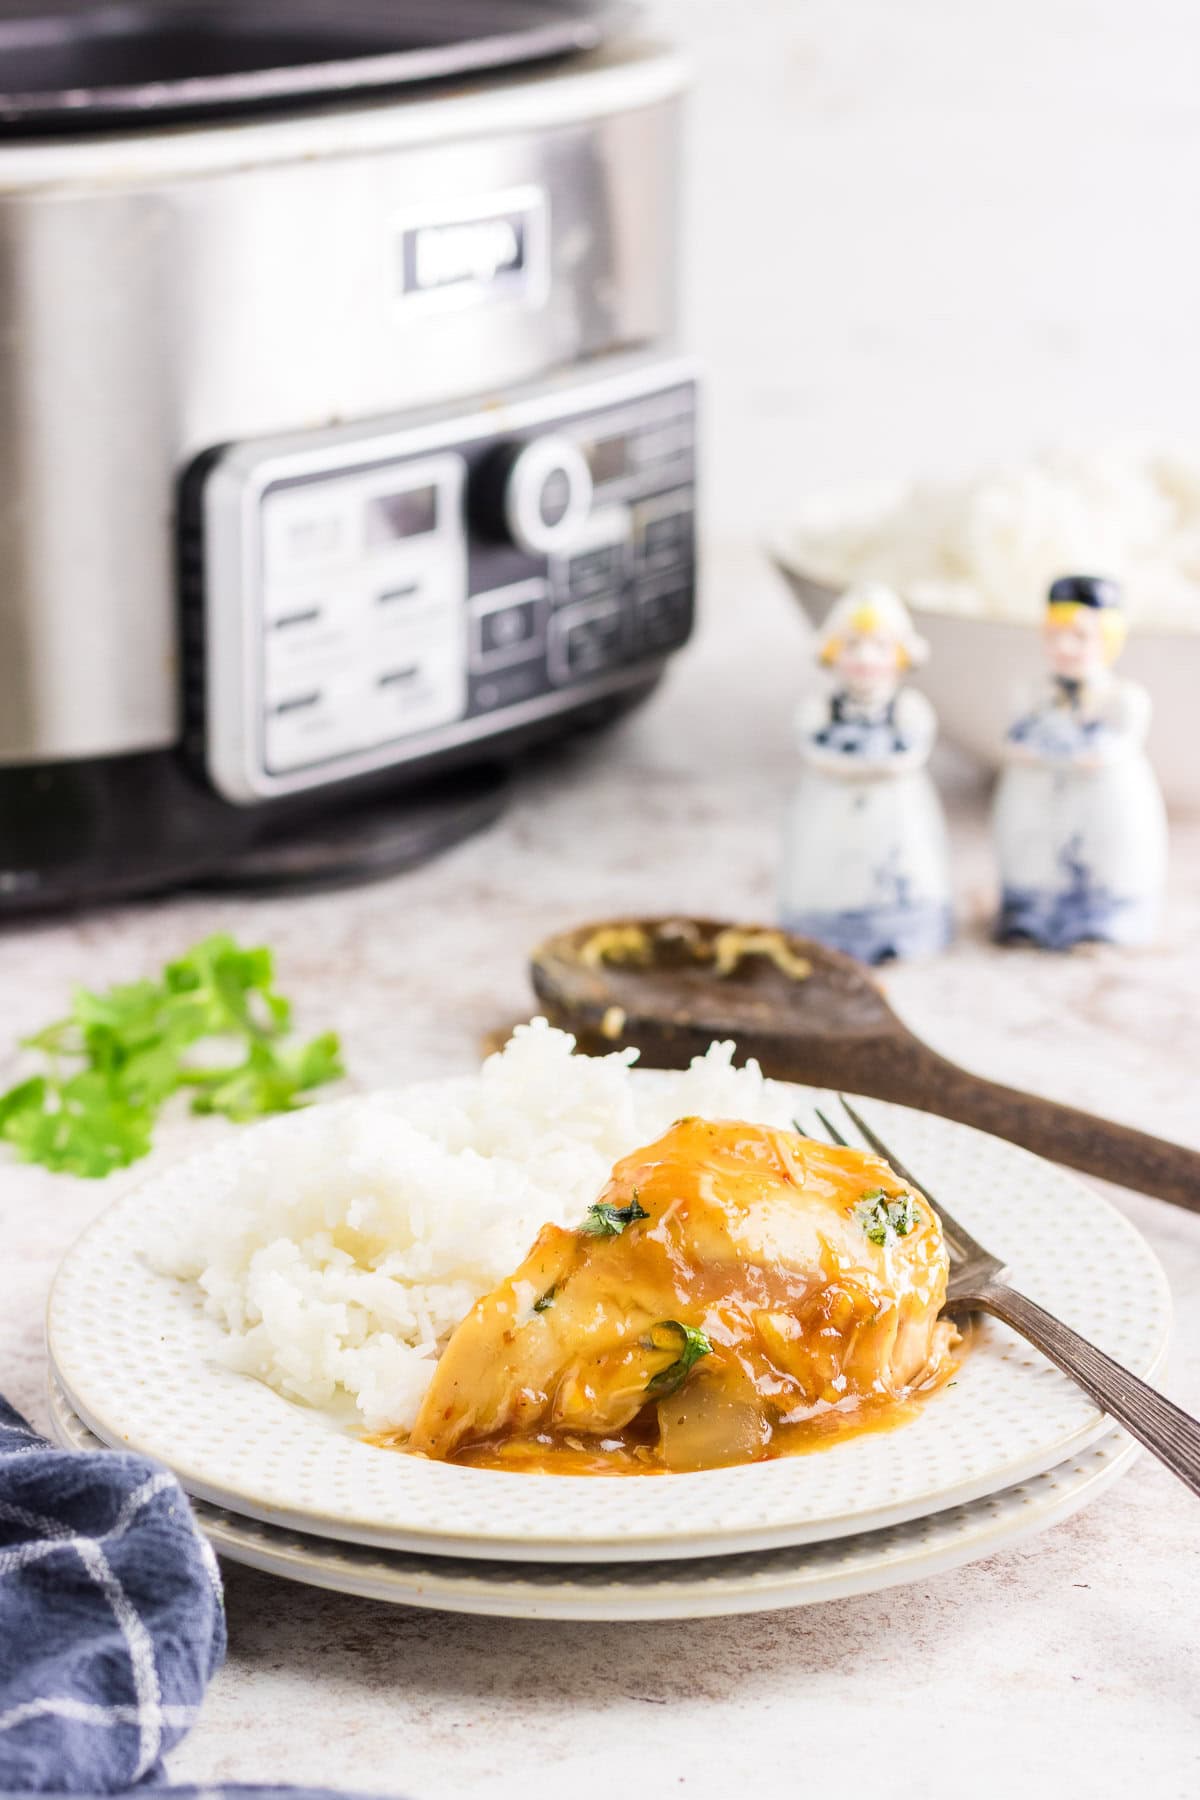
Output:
[0,0,633,131]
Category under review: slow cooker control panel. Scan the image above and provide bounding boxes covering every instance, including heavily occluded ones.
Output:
[186,358,696,804]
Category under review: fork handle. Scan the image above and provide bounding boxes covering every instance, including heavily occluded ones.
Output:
[970,1281,1200,1497]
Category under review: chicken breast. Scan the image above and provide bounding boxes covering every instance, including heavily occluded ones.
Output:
[407,1117,958,1473]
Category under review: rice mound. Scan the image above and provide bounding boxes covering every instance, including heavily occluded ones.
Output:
[786,443,1200,628]
[161,1019,794,1432]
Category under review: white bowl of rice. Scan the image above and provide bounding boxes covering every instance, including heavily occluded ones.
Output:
[770,445,1200,812]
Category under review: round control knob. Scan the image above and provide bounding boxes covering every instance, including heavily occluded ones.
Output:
[477,434,593,557]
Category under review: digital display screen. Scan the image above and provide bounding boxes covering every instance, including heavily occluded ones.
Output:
[366,485,439,544]
[586,434,629,485]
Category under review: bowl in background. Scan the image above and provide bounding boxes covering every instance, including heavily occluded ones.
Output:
[770,540,1200,814]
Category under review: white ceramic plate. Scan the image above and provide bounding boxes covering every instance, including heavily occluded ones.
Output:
[47,1082,1171,1563]
[47,1378,1143,1621]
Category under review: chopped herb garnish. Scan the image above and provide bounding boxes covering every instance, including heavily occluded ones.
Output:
[581,1195,650,1237]
[855,1187,918,1245]
[0,934,344,1179]
[533,1287,557,1313]
[644,1320,713,1398]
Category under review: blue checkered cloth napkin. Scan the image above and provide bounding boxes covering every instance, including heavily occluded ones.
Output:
[0,1396,226,1793]
[0,1397,402,1800]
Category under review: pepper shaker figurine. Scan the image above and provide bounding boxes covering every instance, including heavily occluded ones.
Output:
[780,583,954,963]
[993,574,1168,948]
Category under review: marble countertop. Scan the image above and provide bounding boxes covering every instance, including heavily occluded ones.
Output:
[4,541,1199,1796]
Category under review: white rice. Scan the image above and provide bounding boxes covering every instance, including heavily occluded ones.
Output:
[160,1020,794,1432]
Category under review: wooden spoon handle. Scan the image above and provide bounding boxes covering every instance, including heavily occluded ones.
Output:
[552,1006,1200,1212]
[897,1044,1200,1214]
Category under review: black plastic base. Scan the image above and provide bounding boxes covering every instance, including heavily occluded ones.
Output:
[0,673,661,918]
[190,762,510,895]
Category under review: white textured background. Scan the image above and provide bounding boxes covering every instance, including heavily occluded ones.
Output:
[645,0,1200,534]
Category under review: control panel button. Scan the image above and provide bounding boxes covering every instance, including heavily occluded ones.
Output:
[475,435,593,556]
[469,579,548,672]
[638,585,694,653]
[371,641,466,743]
[373,576,455,634]
[365,584,467,734]
[262,583,361,664]
[548,504,631,607]
[507,435,591,554]
[566,542,626,600]
[549,600,627,685]
[536,466,574,531]
[261,485,358,578]
[264,670,374,774]
[637,501,694,574]
[480,598,540,658]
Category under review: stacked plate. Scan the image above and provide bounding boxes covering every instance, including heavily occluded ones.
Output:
[47,1084,1170,1621]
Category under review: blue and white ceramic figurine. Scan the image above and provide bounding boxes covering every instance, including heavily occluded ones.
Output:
[780,583,954,963]
[993,574,1168,948]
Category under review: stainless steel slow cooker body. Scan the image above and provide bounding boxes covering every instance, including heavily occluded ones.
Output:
[0,12,692,908]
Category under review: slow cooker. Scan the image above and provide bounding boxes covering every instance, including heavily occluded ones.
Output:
[0,1,694,910]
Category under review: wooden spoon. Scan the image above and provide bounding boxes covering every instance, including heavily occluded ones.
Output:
[530,915,1200,1214]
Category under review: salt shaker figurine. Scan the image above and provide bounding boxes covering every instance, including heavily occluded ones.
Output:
[780,583,954,963]
[993,575,1167,948]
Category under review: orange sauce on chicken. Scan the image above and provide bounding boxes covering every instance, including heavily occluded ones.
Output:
[383,1118,959,1475]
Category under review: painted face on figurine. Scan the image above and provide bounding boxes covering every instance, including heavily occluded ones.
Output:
[832,625,906,705]
[817,585,927,713]
[1043,601,1126,683]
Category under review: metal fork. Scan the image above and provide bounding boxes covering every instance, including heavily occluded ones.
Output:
[811,1095,1200,1498]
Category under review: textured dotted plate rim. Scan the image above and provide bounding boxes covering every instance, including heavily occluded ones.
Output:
[46,1079,1172,1563]
[46,1376,1145,1622]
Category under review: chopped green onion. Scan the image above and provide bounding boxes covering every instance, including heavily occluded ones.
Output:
[644,1320,713,1398]
[581,1196,650,1237]
[855,1188,918,1246]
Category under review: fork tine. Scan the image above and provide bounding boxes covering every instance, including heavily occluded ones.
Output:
[835,1094,998,1271]
[813,1105,848,1147]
